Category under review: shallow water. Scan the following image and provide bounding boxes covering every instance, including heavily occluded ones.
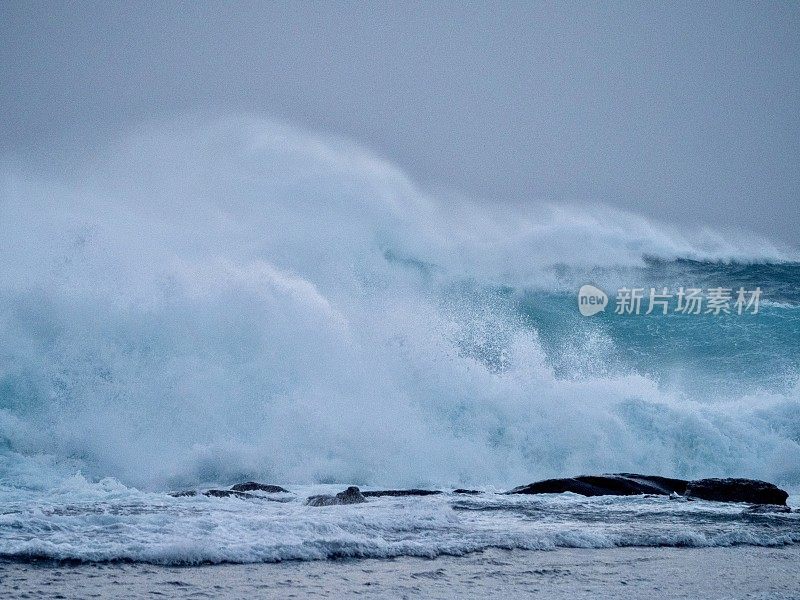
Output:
[2,546,799,599]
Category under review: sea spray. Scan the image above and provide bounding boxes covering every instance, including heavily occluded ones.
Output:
[0,115,798,491]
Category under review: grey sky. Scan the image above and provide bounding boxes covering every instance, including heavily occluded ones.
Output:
[1,1,798,245]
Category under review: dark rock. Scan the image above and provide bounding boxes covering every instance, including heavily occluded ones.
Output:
[337,486,367,503]
[620,474,689,495]
[306,486,367,507]
[361,489,442,497]
[171,488,293,502]
[685,478,788,506]
[745,504,792,514]
[453,489,483,495]
[507,473,789,506]
[204,489,254,499]
[230,482,290,493]
[508,474,688,497]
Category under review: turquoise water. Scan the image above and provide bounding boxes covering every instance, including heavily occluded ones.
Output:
[521,261,800,396]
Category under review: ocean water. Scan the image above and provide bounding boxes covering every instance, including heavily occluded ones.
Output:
[3,547,799,599]
[0,484,798,565]
[0,117,799,577]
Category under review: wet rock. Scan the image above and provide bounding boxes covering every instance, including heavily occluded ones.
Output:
[204,489,254,499]
[230,482,290,493]
[306,486,367,507]
[168,490,198,497]
[453,489,483,495]
[508,474,688,497]
[361,489,442,497]
[686,478,788,506]
[508,473,790,506]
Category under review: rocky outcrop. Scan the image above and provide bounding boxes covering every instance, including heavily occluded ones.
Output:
[204,489,254,499]
[172,475,790,507]
[508,474,688,497]
[685,478,788,506]
[306,486,367,507]
[508,473,788,506]
[230,482,289,493]
[362,489,442,497]
[169,483,291,500]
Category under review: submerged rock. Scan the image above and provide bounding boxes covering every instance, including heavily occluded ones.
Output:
[508,474,688,497]
[168,490,198,497]
[168,488,293,502]
[170,483,291,500]
[686,478,788,506]
[745,503,792,514]
[362,489,442,497]
[204,489,254,499]
[230,482,290,493]
[306,486,367,507]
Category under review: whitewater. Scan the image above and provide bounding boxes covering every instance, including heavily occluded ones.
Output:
[0,116,799,567]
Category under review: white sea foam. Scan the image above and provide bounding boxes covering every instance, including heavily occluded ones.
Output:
[0,115,798,493]
[0,476,797,565]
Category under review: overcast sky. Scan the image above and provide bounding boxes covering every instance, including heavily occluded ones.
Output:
[2,1,798,245]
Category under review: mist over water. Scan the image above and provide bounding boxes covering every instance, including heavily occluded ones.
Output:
[1,116,799,491]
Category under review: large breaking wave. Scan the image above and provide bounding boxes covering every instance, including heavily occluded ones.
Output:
[1,115,798,491]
